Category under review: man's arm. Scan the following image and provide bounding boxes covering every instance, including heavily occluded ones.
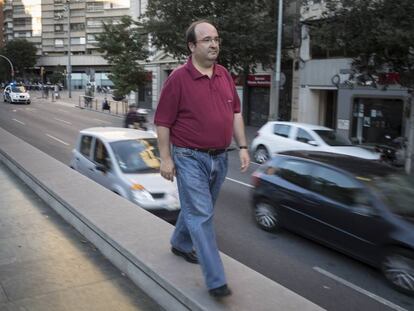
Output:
[156,125,176,181]
[233,113,250,172]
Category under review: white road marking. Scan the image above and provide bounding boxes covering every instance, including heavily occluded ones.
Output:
[225,177,254,188]
[12,118,25,125]
[46,134,69,146]
[92,118,111,124]
[54,117,72,125]
[313,266,408,311]
[58,109,69,113]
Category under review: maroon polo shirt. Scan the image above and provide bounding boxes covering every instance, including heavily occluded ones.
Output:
[154,57,240,149]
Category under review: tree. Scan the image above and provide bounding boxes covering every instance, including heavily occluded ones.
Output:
[303,0,414,172]
[144,0,279,106]
[305,0,414,87]
[95,16,149,98]
[49,65,65,85]
[1,39,38,79]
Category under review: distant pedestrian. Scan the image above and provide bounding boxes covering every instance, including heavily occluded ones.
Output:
[154,20,250,298]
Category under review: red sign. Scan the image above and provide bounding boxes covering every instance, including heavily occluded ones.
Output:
[247,74,271,87]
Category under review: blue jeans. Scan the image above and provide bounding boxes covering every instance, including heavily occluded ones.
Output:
[171,146,228,289]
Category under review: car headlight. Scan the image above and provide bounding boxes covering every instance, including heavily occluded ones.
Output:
[131,183,154,202]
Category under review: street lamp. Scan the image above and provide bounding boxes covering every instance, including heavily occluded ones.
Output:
[64,0,72,98]
[0,54,15,81]
[269,0,284,120]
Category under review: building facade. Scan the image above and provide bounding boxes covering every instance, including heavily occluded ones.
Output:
[2,1,145,89]
[295,0,410,146]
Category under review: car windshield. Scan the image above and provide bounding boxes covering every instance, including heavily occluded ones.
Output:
[11,86,26,93]
[315,130,352,146]
[370,174,414,217]
[110,138,160,173]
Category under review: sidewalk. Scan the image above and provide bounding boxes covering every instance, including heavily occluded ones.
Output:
[0,162,162,311]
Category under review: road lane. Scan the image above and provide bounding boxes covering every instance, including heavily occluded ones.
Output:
[1,97,412,311]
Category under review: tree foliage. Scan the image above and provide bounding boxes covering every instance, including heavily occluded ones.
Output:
[49,66,65,85]
[144,0,278,74]
[0,39,38,80]
[95,16,149,97]
[304,0,414,88]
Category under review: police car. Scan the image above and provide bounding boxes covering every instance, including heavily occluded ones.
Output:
[3,84,31,104]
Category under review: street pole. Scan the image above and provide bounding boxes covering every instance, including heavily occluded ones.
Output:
[0,54,15,81]
[269,0,284,121]
[66,0,72,98]
[405,92,413,174]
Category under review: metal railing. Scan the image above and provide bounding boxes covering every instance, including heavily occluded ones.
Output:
[78,95,128,115]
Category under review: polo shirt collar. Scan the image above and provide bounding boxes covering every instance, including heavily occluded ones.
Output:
[185,56,222,80]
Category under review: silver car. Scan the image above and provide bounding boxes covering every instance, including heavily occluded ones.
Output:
[70,127,180,223]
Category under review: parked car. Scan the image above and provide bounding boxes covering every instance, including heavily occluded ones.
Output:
[3,84,31,104]
[70,127,180,223]
[251,150,414,295]
[251,122,380,163]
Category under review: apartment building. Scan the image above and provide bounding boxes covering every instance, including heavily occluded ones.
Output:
[2,1,149,90]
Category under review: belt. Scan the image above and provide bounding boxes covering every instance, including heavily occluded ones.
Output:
[190,147,227,156]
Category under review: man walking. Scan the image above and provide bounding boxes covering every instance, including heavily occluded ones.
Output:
[154,20,250,298]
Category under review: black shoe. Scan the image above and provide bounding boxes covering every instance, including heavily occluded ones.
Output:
[209,285,232,298]
[171,247,198,264]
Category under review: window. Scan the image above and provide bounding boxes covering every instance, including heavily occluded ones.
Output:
[70,23,85,31]
[87,2,104,12]
[274,124,291,138]
[311,166,365,206]
[94,139,110,167]
[87,34,98,43]
[87,19,102,28]
[15,32,31,38]
[54,10,65,19]
[54,39,64,47]
[14,5,25,14]
[71,37,86,45]
[54,24,64,32]
[13,18,30,26]
[80,135,93,157]
[276,160,313,189]
[296,128,314,144]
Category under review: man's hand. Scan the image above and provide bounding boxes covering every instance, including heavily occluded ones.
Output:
[239,149,250,172]
[160,157,176,181]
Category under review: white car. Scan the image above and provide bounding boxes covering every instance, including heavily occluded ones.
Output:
[3,84,31,104]
[251,121,380,163]
[70,127,180,223]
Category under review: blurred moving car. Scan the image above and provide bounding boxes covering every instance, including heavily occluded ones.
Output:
[70,127,180,223]
[251,151,414,295]
[251,122,380,163]
[3,84,31,104]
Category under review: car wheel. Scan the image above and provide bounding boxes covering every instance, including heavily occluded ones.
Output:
[254,146,270,164]
[254,199,280,232]
[382,248,414,296]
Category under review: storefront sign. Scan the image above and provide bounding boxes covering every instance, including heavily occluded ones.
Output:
[247,75,271,87]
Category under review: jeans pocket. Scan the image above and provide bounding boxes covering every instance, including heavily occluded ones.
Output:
[173,147,194,157]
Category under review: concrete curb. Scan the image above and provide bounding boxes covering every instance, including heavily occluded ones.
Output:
[0,127,325,311]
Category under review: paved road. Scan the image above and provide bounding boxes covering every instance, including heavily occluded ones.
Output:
[0,96,413,311]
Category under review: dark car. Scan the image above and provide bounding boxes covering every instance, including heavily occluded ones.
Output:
[251,151,414,295]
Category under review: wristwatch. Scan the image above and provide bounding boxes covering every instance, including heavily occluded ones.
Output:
[239,146,248,150]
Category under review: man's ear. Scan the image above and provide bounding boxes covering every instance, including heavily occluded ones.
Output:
[188,42,196,53]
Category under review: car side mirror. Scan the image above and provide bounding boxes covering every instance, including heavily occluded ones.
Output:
[308,140,319,146]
